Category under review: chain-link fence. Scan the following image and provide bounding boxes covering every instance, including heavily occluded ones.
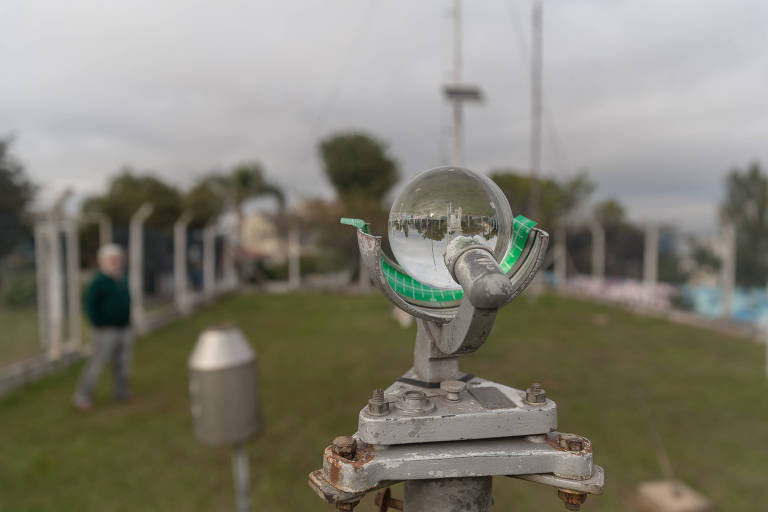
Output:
[0,208,240,396]
[0,234,40,365]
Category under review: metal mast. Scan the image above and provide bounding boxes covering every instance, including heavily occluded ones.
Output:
[528,0,543,219]
[444,0,483,168]
[452,0,464,166]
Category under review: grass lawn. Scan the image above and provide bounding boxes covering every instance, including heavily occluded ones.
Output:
[0,306,41,365]
[0,292,766,511]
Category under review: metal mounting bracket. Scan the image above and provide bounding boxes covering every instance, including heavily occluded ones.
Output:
[357,372,557,445]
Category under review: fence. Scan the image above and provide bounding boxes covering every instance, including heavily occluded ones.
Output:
[0,201,239,398]
[548,217,768,329]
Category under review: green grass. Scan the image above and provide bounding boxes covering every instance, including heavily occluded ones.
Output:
[0,292,766,511]
[0,306,41,364]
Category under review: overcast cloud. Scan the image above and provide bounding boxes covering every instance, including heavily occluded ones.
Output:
[1,0,766,231]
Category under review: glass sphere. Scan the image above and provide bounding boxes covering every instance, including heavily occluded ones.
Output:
[388,166,513,290]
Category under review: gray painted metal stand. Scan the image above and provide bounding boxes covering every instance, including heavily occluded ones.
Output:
[309,224,605,511]
[232,444,252,512]
[129,203,153,334]
[405,477,492,512]
[189,327,261,512]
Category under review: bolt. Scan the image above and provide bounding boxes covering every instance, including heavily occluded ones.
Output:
[402,390,428,411]
[367,388,390,416]
[440,379,467,401]
[558,434,585,452]
[525,382,547,405]
[557,489,587,511]
[331,436,357,459]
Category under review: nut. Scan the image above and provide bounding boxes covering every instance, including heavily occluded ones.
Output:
[557,489,587,510]
[440,380,467,401]
[525,382,547,404]
[331,436,357,459]
[367,388,390,416]
[402,390,428,411]
[558,434,585,452]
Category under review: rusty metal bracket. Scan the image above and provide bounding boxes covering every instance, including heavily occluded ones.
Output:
[318,433,594,495]
[508,464,605,495]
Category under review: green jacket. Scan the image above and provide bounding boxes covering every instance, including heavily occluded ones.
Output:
[85,272,131,328]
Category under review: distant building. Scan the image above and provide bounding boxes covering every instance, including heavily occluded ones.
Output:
[240,213,281,259]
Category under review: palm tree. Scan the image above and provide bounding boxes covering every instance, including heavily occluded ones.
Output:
[227,162,285,224]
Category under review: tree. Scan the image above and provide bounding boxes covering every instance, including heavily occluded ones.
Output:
[0,137,35,260]
[319,132,398,203]
[489,171,593,231]
[689,241,722,273]
[593,199,625,227]
[226,162,285,222]
[721,161,768,286]
[82,168,183,227]
[183,176,228,228]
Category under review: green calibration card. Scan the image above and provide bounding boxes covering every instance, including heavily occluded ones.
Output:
[341,215,537,304]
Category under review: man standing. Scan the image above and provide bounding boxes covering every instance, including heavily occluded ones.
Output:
[73,244,133,411]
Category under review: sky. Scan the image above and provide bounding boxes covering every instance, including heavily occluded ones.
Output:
[1,0,766,232]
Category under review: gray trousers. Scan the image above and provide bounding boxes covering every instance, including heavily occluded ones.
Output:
[75,327,133,401]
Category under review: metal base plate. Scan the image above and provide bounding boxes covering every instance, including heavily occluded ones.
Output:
[358,370,558,445]
[318,432,595,495]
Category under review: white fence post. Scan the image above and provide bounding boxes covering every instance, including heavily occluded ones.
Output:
[288,227,300,290]
[129,203,153,334]
[222,231,237,291]
[643,223,659,305]
[203,223,216,299]
[46,220,64,359]
[64,218,81,350]
[174,212,193,315]
[721,222,736,320]
[34,220,51,353]
[554,222,566,289]
[590,220,605,288]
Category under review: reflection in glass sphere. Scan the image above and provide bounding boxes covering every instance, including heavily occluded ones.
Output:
[388,166,513,290]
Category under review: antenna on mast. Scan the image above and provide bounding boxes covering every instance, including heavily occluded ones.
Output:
[444,0,483,167]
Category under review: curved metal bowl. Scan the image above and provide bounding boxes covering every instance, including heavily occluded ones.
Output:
[349,215,549,324]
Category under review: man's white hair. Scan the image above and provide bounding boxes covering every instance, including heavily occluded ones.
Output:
[97,244,124,263]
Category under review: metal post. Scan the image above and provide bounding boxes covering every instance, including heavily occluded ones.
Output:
[129,203,153,334]
[45,189,73,357]
[643,222,659,305]
[451,0,463,166]
[231,444,252,512]
[203,223,216,299]
[528,0,543,219]
[404,477,492,512]
[288,227,300,290]
[554,221,566,288]
[34,220,51,352]
[47,218,63,359]
[591,220,605,288]
[64,218,81,350]
[721,222,736,320]
[174,212,192,315]
[223,228,238,291]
